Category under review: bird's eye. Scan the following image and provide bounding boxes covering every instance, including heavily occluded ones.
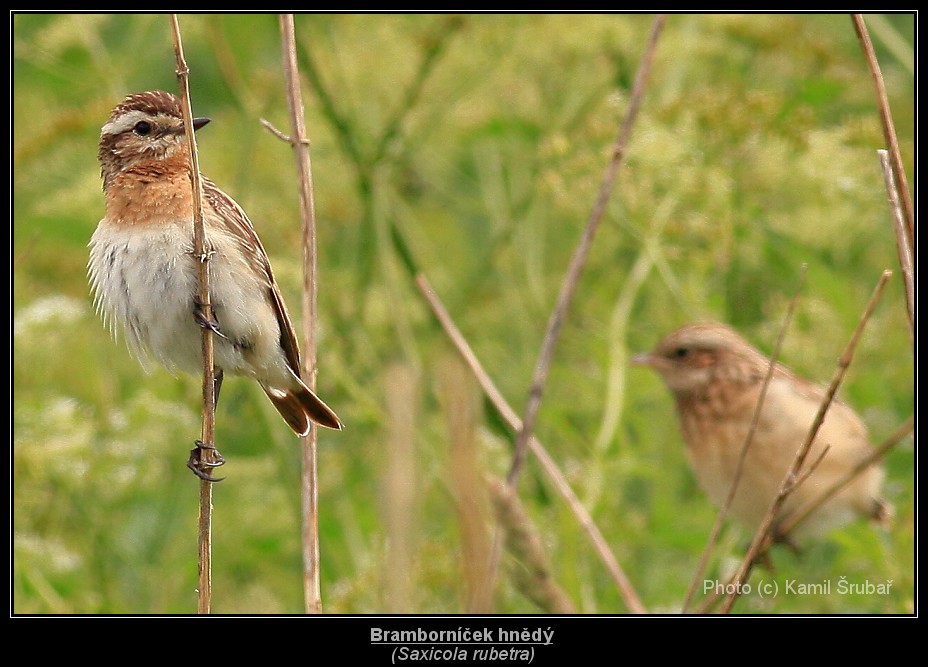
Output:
[133,121,152,136]
[672,347,690,359]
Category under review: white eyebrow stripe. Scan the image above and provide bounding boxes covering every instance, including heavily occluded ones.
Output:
[101,109,155,136]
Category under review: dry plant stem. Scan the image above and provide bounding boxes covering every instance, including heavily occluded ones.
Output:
[415,274,647,613]
[276,13,324,614]
[793,446,833,490]
[170,14,216,616]
[384,364,418,612]
[781,415,913,536]
[878,149,915,338]
[440,361,493,613]
[681,265,807,613]
[720,270,893,614]
[695,414,912,614]
[508,13,666,488]
[853,14,914,246]
[487,478,576,614]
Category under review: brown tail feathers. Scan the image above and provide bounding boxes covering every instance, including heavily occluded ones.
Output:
[262,380,343,436]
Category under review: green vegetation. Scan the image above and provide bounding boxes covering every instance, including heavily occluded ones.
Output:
[13,13,914,614]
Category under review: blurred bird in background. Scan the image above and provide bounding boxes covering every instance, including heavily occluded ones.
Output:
[633,321,891,542]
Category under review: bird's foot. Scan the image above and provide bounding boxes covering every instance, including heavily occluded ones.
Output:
[187,439,226,482]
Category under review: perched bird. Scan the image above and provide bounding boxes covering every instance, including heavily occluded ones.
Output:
[632,322,890,541]
[89,91,342,478]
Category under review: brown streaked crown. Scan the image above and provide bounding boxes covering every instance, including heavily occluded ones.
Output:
[107,90,184,122]
[98,90,208,186]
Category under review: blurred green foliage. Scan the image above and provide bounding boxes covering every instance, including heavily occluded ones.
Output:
[13,13,914,614]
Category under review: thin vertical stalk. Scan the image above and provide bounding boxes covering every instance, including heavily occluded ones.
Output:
[852,14,914,248]
[170,14,217,615]
[877,149,914,338]
[384,364,418,612]
[277,13,324,614]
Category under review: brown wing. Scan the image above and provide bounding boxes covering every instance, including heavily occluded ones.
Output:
[202,178,302,375]
[202,178,342,432]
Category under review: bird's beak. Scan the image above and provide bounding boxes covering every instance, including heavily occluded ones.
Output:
[630,352,654,366]
[192,117,211,131]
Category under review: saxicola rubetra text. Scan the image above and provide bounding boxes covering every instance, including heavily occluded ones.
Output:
[633,322,891,542]
[89,91,342,478]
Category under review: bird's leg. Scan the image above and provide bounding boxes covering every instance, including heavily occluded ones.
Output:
[186,369,226,482]
[747,522,802,572]
[189,298,227,482]
[772,523,803,556]
[754,550,777,573]
[213,368,224,406]
[193,297,228,340]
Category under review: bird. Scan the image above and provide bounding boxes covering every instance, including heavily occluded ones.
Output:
[632,321,891,542]
[88,90,342,480]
